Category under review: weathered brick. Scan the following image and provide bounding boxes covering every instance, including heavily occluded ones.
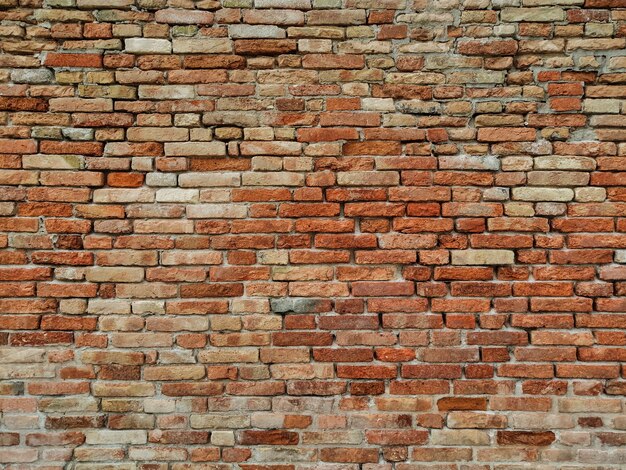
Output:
[125,38,172,54]
[155,9,214,24]
[164,142,226,157]
[501,7,565,22]
[172,38,233,53]
[451,250,515,265]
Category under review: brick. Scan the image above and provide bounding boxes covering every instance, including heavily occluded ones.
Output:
[431,429,490,446]
[144,365,205,381]
[501,7,565,22]
[138,85,195,99]
[44,53,102,68]
[307,9,366,25]
[172,38,233,54]
[302,54,365,69]
[298,128,359,142]
[244,9,304,25]
[343,141,401,156]
[127,127,188,142]
[497,431,555,446]
[240,141,302,156]
[85,430,147,445]
[477,127,536,142]
[512,187,574,202]
[155,9,214,24]
[164,142,226,157]
[451,250,514,265]
[234,39,298,55]
[337,171,399,186]
[125,38,172,54]
[239,430,299,445]
[320,447,378,463]
[459,39,518,56]
[230,24,286,39]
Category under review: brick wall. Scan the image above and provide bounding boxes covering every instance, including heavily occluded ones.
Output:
[1,0,626,467]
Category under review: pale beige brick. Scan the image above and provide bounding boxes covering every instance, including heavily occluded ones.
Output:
[431,429,490,445]
[337,171,399,186]
[198,349,259,363]
[534,156,596,171]
[243,172,304,186]
[85,267,144,283]
[190,414,250,429]
[186,204,247,218]
[164,141,226,157]
[211,431,235,446]
[512,187,574,202]
[0,347,45,363]
[138,85,194,99]
[240,141,302,156]
[172,38,233,53]
[125,38,171,54]
[126,127,188,142]
[92,382,155,397]
[144,365,206,381]
[575,187,606,202]
[451,249,514,265]
[559,398,621,413]
[155,188,199,203]
[0,365,55,379]
[501,7,565,22]
[527,171,590,186]
[85,430,147,445]
[179,172,240,187]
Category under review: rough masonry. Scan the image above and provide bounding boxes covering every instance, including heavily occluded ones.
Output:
[1,0,626,468]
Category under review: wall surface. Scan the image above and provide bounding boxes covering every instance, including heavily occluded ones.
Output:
[1,0,626,468]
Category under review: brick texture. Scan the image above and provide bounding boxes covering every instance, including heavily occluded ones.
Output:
[1,0,626,468]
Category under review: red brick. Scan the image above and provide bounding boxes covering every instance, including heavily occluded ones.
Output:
[44,53,103,67]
